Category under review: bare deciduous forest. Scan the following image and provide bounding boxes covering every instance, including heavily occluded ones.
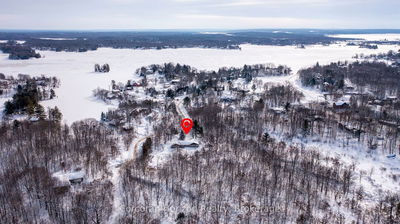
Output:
[1,55,400,223]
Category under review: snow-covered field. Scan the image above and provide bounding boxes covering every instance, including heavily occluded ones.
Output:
[0,40,398,123]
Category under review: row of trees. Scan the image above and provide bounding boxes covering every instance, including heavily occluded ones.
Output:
[137,62,290,83]
[94,63,110,73]
[0,30,343,52]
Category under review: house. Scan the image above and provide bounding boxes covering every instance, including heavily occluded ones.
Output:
[369,100,384,106]
[269,107,285,115]
[132,82,142,87]
[187,143,199,148]
[312,115,324,122]
[69,177,83,184]
[379,120,398,128]
[383,96,398,105]
[112,89,121,94]
[171,142,200,149]
[106,92,117,100]
[29,116,40,122]
[344,86,355,92]
[122,123,133,131]
[333,101,350,111]
[387,154,396,159]
[221,97,237,103]
[171,79,181,84]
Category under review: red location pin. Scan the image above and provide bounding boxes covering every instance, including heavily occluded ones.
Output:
[180,118,193,134]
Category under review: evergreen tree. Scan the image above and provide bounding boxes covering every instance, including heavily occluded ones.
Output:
[4,101,14,115]
[192,120,203,138]
[36,104,46,120]
[100,112,106,122]
[141,137,152,160]
[27,102,35,115]
[49,106,62,122]
[179,130,185,140]
[285,102,291,112]
[166,89,175,99]
[50,89,56,99]
[183,97,191,107]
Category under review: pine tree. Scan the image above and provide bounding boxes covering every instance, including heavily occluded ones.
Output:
[183,97,191,107]
[95,64,100,72]
[27,102,35,115]
[51,106,62,122]
[50,89,56,99]
[141,137,152,160]
[100,112,106,122]
[192,120,203,138]
[4,101,15,114]
[179,130,185,140]
[36,104,46,120]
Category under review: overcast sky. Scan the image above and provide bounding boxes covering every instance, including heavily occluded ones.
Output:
[0,0,399,30]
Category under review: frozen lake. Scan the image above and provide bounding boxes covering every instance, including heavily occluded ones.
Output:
[0,41,398,123]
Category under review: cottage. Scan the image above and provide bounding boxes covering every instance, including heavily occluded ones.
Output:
[69,177,83,184]
[269,107,285,114]
[387,154,396,159]
[171,79,181,84]
[187,143,200,148]
[221,97,237,103]
[171,142,200,149]
[333,101,350,111]
[29,116,40,122]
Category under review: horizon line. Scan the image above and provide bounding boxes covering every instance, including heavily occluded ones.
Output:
[1,28,400,33]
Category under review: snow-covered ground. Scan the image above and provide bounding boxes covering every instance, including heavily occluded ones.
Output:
[0,37,398,123]
[1,35,398,223]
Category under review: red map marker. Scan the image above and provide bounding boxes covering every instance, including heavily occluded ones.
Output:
[180,118,193,134]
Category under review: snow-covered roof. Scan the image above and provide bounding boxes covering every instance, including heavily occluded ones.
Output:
[334,101,348,106]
